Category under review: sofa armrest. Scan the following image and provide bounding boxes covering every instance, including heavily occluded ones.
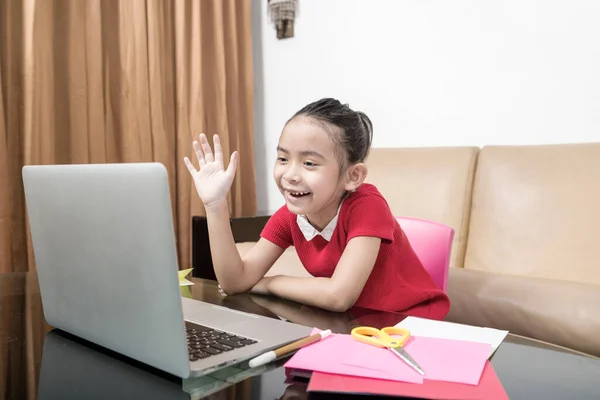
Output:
[446,267,600,357]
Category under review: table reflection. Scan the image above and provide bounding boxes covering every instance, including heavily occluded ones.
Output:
[37,329,188,400]
[36,328,288,400]
[218,291,409,335]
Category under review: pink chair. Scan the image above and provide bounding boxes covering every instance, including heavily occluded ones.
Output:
[396,216,454,292]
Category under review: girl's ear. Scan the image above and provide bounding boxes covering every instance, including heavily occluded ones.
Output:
[344,163,368,192]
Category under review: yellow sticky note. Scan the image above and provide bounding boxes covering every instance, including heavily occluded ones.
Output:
[180,285,192,298]
[178,268,194,286]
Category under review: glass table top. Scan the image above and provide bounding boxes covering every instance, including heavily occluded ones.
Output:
[1,272,599,399]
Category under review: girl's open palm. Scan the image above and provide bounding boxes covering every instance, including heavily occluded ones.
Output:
[184,133,238,211]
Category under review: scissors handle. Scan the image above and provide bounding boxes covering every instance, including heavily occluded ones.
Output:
[351,326,411,348]
[380,327,411,346]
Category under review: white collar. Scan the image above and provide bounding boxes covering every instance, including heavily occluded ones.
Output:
[296,203,343,242]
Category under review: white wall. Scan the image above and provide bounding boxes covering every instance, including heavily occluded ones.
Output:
[251,0,600,214]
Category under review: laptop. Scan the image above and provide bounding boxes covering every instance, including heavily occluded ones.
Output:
[22,162,312,379]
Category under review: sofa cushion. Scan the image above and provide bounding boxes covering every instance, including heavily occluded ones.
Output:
[446,268,600,357]
[464,143,600,284]
[365,147,479,268]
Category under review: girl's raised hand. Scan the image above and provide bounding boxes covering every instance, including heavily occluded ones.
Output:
[184,133,238,212]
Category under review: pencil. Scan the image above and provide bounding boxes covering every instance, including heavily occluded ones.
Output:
[248,329,332,368]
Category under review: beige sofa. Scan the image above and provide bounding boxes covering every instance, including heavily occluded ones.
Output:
[237,143,600,357]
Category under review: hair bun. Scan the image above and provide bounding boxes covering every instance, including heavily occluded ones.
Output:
[356,111,373,148]
[289,98,374,165]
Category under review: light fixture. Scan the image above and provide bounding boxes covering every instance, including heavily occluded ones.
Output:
[268,0,298,39]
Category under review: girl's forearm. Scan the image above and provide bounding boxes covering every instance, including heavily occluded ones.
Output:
[267,275,355,312]
[204,201,245,292]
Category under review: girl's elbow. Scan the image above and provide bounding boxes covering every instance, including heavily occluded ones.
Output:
[218,284,236,296]
[218,281,246,296]
[326,290,358,313]
[329,302,352,313]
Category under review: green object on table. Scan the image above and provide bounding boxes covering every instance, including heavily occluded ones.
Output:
[181,285,192,298]
[179,268,194,298]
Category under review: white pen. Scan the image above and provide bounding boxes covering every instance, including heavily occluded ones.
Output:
[248,329,332,368]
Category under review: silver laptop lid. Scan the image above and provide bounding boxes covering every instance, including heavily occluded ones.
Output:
[22,162,190,378]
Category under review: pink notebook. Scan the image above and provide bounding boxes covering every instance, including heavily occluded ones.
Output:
[284,330,491,385]
[285,333,422,383]
[307,360,509,400]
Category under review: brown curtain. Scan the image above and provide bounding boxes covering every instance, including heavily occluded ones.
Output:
[0,0,257,398]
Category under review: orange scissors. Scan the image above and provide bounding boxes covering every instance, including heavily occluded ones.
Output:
[351,326,425,376]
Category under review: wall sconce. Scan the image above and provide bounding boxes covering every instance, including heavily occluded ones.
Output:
[268,0,298,39]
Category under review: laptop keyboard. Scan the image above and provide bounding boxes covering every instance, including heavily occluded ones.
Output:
[185,322,257,362]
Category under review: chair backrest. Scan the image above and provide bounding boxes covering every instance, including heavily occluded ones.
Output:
[396,216,454,292]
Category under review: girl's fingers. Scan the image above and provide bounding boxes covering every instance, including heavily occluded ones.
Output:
[214,134,223,165]
[183,157,197,175]
[225,151,238,180]
[193,141,206,167]
[199,133,214,163]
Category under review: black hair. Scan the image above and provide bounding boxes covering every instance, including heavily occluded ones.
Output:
[288,98,373,166]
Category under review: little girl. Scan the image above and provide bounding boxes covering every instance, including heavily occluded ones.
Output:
[184,98,450,320]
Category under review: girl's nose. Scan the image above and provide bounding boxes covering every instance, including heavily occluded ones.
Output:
[283,166,301,183]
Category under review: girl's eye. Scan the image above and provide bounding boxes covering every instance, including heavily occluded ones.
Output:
[277,157,287,163]
[304,161,316,167]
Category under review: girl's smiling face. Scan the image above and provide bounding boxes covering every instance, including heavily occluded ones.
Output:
[273,116,349,230]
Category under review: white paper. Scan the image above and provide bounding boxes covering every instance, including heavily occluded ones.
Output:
[395,317,509,358]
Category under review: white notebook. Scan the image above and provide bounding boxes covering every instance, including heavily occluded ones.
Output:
[395,317,509,358]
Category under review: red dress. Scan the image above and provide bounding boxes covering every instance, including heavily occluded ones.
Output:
[260,183,450,320]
